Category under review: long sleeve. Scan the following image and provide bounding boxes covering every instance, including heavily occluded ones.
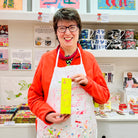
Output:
[28,51,56,125]
[133,78,138,84]
[81,50,110,104]
[123,77,127,88]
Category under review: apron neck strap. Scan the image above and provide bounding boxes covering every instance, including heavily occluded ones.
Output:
[55,48,83,67]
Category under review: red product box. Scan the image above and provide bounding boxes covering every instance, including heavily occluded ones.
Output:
[130,103,138,113]
[119,104,127,111]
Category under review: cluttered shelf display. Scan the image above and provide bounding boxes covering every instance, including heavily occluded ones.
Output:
[79,28,138,50]
[94,72,138,118]
[76,26,138,123]
[93,93,137,118]
[0,0,138,133]
[0,103,36,124]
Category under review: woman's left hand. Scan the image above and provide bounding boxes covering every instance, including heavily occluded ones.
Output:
[71,74,88,86]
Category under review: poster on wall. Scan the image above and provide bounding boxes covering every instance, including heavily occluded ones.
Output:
[93,0,137,15]
[32,0,87,13]
[40,0,80,9]
[0,47,8,70]
[0,0,27,11]
[98,0,136,10]
[0,25,8,47]
[34,25,56,48]
[0,77,32,105]
[99,63,115,92]
[11,49,32,70]
[34,48,52,70]
[99,63,114,83]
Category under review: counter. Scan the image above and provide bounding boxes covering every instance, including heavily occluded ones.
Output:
[97,112,138,138]
[0,123,36,138]
[0,114,138,138]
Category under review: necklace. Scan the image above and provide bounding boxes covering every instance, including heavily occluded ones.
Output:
[57,45,78,60]
[66,57,73,65]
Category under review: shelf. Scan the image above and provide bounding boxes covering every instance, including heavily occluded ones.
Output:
[0,11,52,21]
[87,50,138,58]
[0,11,35,21]
[96,114,138,122]
[1,11,138,23]
[81,14,138,23]
[0,123,35,128]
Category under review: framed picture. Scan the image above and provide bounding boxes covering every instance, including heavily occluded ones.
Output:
[92,0,138,15]
[0,25,8,47]
[0,0,27,11]
[11,49,32,70]
[32,0,87,14]
[123,72,138,89]
[34,25,56,48]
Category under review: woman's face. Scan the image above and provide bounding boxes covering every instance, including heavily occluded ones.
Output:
[56,20,79,50]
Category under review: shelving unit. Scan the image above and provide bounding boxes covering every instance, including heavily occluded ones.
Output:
[0,11,38,21]
[1,11,138,138]
[0,12,138,96]
[1,11,138,23]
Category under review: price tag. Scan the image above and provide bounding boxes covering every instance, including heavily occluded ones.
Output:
[101,14,109,23]
[38,12,50,23]
[97,13,109,23]
[61,78,72,114]
[4,121,15,126]
[42,14,50,23]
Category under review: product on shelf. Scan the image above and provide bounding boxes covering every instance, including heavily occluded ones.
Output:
[0,105,18,114]
[13,110,36,123]
[19,103,30,110]
[119,104,127,111]
[130,103,138,113]
[0,114,14,124]
[0,105,18,109]
[0,103,36,124]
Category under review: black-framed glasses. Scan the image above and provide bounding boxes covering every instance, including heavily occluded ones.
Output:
[57,25,78,33]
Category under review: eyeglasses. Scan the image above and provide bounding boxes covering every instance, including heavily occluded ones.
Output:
[57,25,78,33]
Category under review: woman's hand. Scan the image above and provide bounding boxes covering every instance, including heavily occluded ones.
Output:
[46,112,71,124]
[132,84,138,88]
[71,74,88,86]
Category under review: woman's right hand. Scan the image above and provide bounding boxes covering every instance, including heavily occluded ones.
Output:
[45,112,71,124]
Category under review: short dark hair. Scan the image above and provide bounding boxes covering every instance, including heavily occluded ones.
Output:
[53,8,82,35]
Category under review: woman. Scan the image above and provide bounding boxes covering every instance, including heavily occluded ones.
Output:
[28,8,110,138]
